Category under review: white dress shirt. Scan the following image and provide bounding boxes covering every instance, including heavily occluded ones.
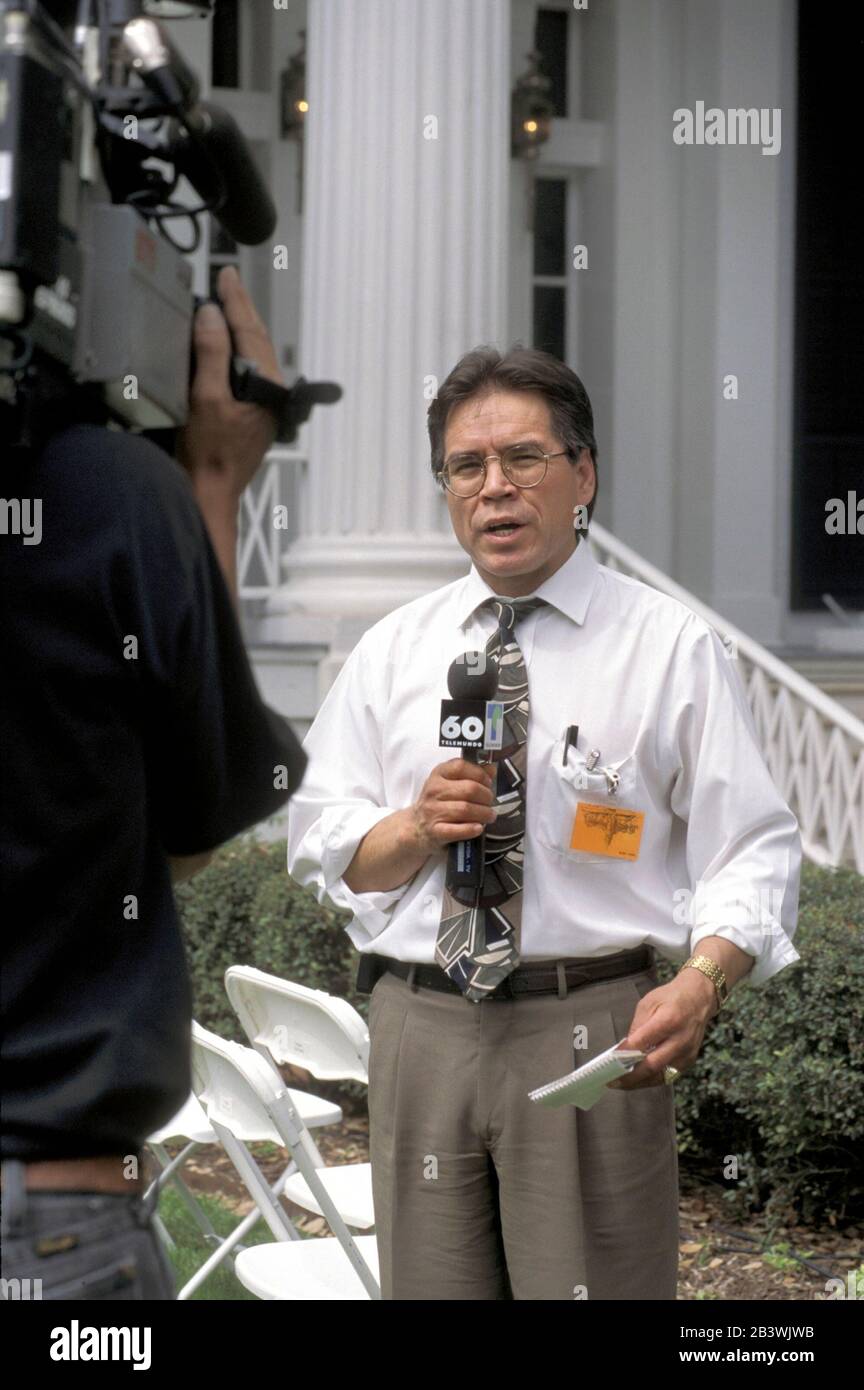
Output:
[287,536,801,988]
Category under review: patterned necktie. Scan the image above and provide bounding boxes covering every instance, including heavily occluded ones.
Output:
[435,595,547,1001]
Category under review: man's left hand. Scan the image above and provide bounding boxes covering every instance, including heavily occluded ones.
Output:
[606,968,718,1090]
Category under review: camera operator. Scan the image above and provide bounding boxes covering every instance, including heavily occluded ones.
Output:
[0,264,307,1301]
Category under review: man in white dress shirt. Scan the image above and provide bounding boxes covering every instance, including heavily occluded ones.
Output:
[287,346,801,1300]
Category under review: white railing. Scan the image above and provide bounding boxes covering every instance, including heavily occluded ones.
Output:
[237,448,305,599]
[590,523,864,874]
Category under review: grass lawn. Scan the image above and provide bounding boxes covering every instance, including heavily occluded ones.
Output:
[158,1185,278,1300]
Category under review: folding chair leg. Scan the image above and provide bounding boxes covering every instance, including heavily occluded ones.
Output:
[152,1211,176,1255]
[149,1141,221,1245]
[269,1094,380,1300]
[148,1139,197,1190]
[213,1126,300,1244]
[174,1155,302,1301]
[176,1204,263,1301]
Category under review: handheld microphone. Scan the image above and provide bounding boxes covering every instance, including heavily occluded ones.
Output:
[439,652,502,893]
[447,651,499,712]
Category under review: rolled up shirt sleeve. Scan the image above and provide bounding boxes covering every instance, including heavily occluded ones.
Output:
[287,633,415,946]
[668,618,802,988]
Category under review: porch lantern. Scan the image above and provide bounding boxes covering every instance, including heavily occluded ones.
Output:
[511,50,554,159]
[280,30,308,142]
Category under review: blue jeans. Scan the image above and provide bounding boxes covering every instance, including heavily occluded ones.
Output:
[0,1159,175,1301]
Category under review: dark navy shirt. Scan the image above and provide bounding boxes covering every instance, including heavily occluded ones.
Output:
[1,424,306,1160]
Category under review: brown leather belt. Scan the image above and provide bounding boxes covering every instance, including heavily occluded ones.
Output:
[0,1154,145,1195]
[372,944,654,999]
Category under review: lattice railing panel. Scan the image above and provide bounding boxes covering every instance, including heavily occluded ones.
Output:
[590,526,863,872]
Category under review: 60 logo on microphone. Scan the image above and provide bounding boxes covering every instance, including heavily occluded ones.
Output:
[441,712,485,743]
[439,700,504,751]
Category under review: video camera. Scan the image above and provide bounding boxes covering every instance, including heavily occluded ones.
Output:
[0,0,340,453]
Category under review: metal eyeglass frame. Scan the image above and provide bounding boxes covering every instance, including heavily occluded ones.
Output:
[436,447,572,497]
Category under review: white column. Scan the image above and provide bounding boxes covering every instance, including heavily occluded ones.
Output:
[675,0,795,643]
[579,0,795,647]
[605,0,682,575]
[265,0,511,627]
[708,0,795,642]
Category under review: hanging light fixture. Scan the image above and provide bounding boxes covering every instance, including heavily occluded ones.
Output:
[511,50,554,159]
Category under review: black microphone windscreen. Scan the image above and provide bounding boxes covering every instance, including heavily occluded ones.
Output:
[447,651,499,701]
[173,102,277,246]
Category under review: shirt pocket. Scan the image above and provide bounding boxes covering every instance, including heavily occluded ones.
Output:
[534,732,641,868]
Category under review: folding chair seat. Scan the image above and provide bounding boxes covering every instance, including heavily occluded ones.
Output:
[231,1236,380,1301]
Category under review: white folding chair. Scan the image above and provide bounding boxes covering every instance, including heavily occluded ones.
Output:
[191,1021,380,1300]
[145,1077,344,1298]
[224,966,374,1228]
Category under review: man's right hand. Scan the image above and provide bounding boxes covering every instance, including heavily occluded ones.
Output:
[408,758,498,855]
[342,758,497,896]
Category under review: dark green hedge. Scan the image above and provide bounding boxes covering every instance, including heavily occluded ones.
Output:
[659,862,863,1227]
[176,844,863,1224]
[175,838,357,1034]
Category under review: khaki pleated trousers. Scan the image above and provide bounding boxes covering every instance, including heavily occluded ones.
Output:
[367,958,679,1300]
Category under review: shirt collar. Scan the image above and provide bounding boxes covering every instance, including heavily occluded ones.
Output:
[455,533,600,629]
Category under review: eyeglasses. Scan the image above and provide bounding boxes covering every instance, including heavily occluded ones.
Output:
[437,445,571,497]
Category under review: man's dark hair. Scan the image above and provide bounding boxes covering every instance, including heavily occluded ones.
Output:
[427,345,599,525]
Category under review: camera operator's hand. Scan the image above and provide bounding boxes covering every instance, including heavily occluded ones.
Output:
[176,265,284,600]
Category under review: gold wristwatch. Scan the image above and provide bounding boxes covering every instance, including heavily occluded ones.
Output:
[679,954,728,1011]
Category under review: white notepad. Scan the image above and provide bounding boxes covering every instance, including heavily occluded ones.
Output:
[528,1043,646,1111]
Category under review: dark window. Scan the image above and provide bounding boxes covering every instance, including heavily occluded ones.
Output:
[791,0,864,609]
[211,0,240,90]
[533,285,565,361]
[534,179,566,276]
[534,9,568,118]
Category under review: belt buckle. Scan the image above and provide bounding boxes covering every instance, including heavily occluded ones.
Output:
[489,973,516,1001]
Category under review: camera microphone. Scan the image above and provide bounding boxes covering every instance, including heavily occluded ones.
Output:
[120,16,277,245]
[167,102,277,247]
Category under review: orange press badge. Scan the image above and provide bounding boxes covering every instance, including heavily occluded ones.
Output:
[569,802,644,860]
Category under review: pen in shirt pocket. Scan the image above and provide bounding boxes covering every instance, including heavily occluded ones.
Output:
[563,724,579,765]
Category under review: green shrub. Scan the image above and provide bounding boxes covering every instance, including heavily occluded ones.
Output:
[177,843,863,1223]
[663,862,863,1227]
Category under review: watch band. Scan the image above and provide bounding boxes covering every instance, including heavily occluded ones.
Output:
[680,954,728,1009]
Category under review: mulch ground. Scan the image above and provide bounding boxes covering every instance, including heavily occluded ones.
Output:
[157,1116,862,1301]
